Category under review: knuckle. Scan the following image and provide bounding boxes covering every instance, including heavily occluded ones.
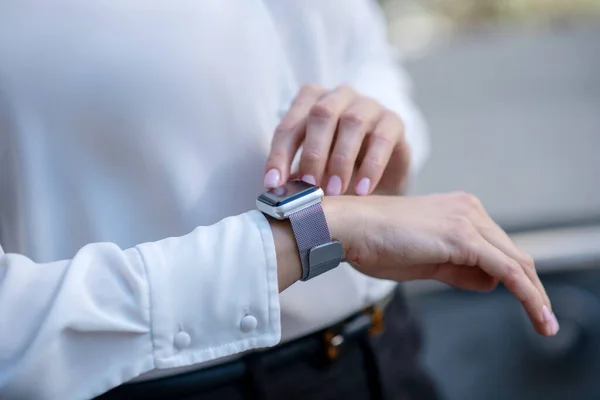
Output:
[469,195,483,210]
[302,149,323,166]
[274,121,294,136]
[362,155,386,172]
[383,110,404,129]
[340,112,365,128]
[502,261,522,287]
[338,83,355,94]
[445,217,475,254]
[520,254,536,271]
[309,103,335,120]
[330,153,354,171]
[300,83,322,97]
[463,242,481,267]
[370,131,395,148]
[383,109,400,122]
[448,216,473,236]
[505,261,521,279]
[447,238,478,267]
[454,191,482,210]
[465,193,482,208]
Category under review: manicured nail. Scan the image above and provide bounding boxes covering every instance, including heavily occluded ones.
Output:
[302,175,316,185]
[326,175,342,196]
[542,305,560,335]
[264,168,280,188]
[355,177,371,196]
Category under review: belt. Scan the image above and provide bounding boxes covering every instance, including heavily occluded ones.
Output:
[97,294,393,400]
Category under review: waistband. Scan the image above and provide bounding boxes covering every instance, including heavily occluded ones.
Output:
[97,292,394,399]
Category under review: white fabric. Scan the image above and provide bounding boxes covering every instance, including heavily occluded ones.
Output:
[0,1,429,399]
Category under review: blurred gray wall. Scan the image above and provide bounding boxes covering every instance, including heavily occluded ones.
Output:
[404,25,600,231]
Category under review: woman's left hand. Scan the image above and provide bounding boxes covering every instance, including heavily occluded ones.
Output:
[264,84,411,196]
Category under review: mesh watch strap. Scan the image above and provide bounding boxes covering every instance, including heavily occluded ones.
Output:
[288,202,341,281]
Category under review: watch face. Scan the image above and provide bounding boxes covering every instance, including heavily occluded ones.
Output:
[258,180,319,207]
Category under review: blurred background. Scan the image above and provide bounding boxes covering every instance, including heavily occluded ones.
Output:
[379,1,600,399]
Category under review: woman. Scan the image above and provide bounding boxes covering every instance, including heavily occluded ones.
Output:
[0,1,557,399]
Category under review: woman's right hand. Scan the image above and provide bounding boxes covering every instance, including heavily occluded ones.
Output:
[323,192,559,337]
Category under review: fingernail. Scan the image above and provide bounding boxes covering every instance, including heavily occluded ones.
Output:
[355,177,371,196]
[302,175,316,185]
[326,175,342,196]
[264,169,280,188]
[542,305,560,335]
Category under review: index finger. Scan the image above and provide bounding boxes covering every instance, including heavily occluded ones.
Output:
[470,203,553,314]
[264,84,326,188]
[474,238,558,336]
[478,221,552,314]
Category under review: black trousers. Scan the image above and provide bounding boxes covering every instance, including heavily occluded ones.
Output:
[99,288,440,400]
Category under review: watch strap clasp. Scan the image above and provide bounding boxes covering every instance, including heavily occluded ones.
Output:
[301,241,343,281]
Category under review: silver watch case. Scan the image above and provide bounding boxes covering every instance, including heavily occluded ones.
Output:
[256,187,324,220]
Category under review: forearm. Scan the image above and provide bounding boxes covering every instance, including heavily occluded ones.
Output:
[0,212,282,399]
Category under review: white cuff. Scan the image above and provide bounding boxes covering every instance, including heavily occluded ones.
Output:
[136,210,281,369]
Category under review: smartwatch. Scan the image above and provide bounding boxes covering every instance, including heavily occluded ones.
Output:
[257,179,343,281]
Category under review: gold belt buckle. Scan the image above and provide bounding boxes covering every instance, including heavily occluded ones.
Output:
[323,330,344,360]
[323,298,389,361]
[365,291,393,337]
[366,305,384,336]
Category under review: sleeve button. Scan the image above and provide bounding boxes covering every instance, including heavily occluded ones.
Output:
[174,331,191,349]
[240,315,258,333]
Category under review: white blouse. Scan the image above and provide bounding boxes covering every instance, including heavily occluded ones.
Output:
[0,0,429,399]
